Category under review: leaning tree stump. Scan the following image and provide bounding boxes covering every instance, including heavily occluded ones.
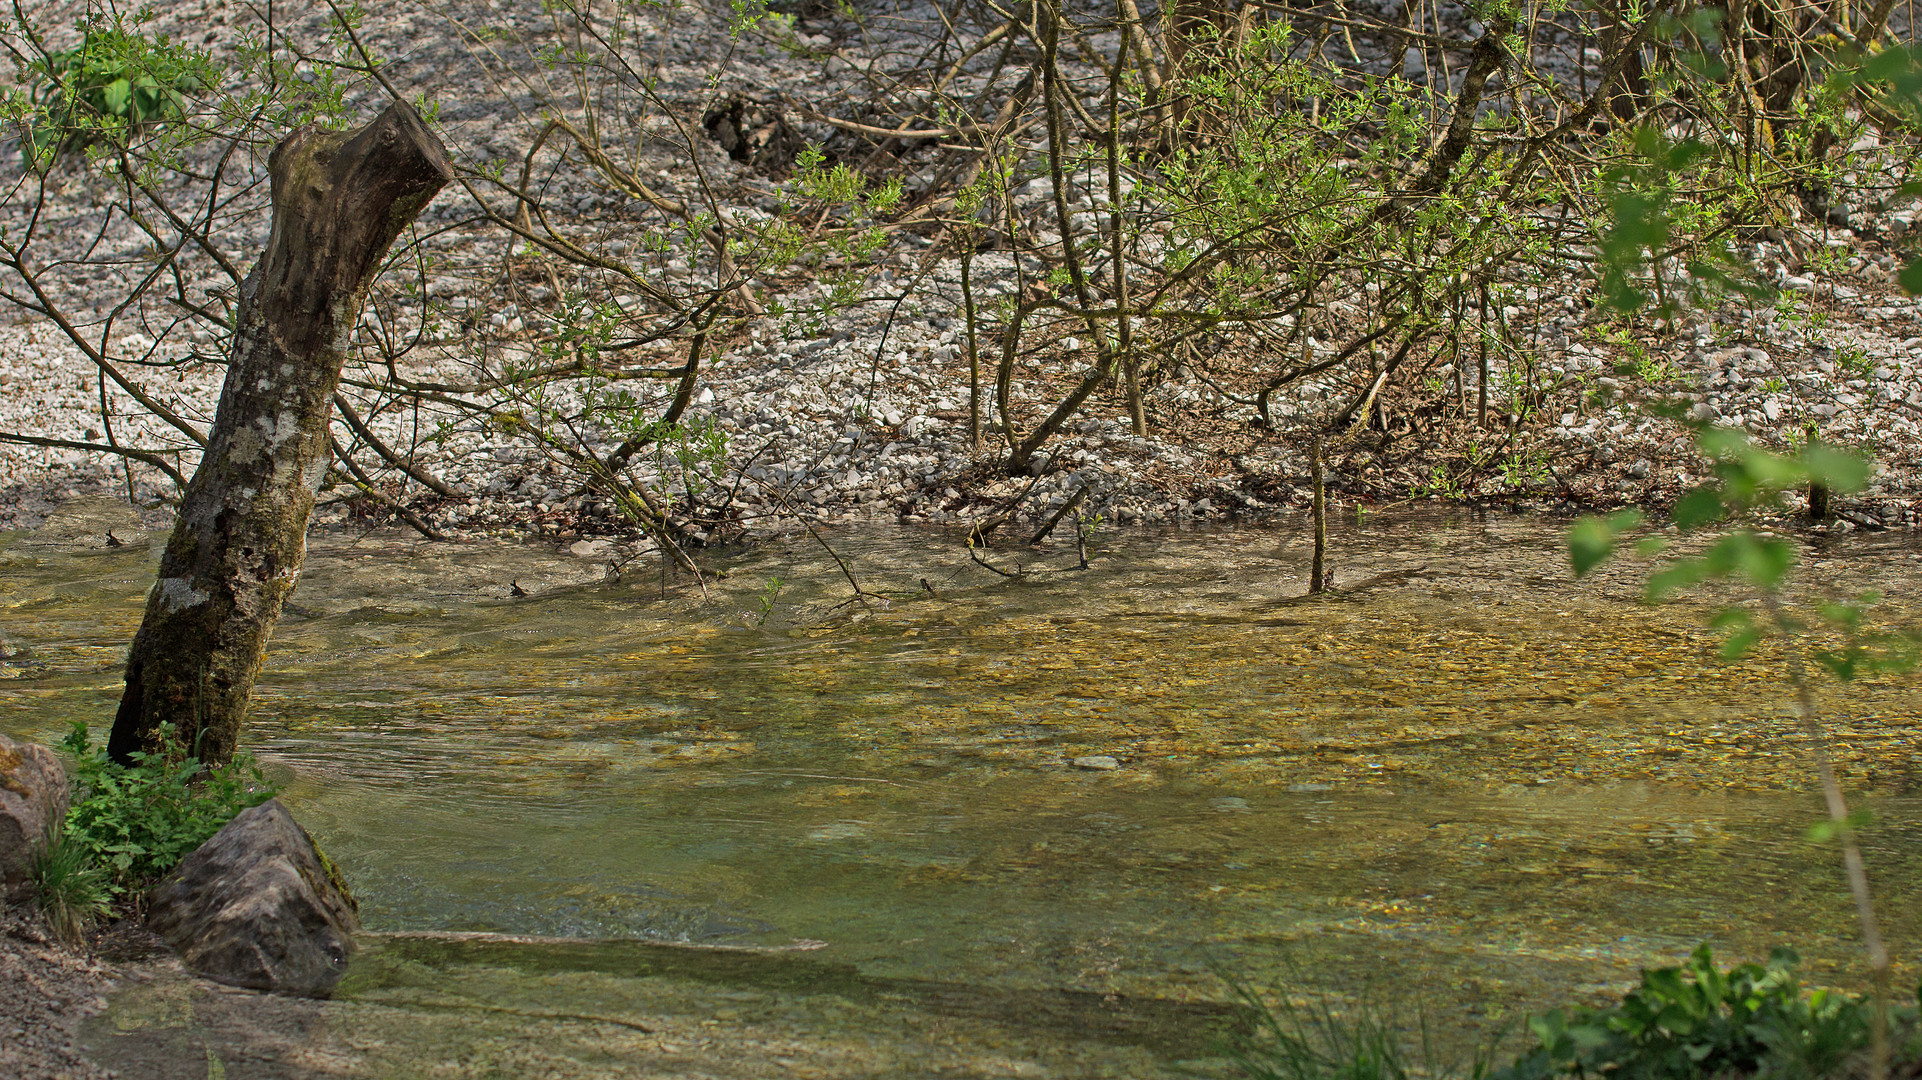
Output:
[109,105,452,767]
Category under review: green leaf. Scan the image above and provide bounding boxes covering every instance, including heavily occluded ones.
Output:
[1607,509,1643,531]
[1900,257,1922,296]
[1817,600,1864,628]
[1737,535,1795,590]
[1697,427,1749,458]
[1803,445,1869,494]
[1565,1021,1610,1051]
[1667,139,1710,171]
[1714,607,1760,638]
[1807,809,1874,843]
[1863,46,1912,82]
[1719,624,1762,660]
[100,77,132,118]
[1736,449,1806,492]
[1815,647,1862,681]
[1672,486,1725,530]
[1646,560,1708,601]
[1568,513,1637,577]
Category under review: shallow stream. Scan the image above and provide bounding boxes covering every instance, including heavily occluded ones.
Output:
[3,497,1920,1078]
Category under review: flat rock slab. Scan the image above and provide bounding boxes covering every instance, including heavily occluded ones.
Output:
[0,733,68,902]
[147,799,359,997]
[81,932,1237,1079]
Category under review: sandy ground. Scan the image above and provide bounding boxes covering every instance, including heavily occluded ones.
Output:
[0,910,115,1080]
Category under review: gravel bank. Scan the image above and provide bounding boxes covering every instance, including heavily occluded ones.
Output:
[3,0,1921,544]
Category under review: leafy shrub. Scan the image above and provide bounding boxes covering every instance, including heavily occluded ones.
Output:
[1491,946,1913,1080]
[18,19,211,162]
[59,720,277,898]
[29,822,113,944]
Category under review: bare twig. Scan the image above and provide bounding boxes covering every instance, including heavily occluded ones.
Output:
[333,393,466,498]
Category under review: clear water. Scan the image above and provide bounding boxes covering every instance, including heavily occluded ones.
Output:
[5,497,1920,1077]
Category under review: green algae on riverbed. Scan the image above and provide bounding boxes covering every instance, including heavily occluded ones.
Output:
[5,500,1921,1076]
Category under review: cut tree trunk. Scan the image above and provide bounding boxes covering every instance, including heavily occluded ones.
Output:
[108,105,453,767]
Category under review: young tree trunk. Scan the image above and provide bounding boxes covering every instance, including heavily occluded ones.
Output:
[108,105,453,767]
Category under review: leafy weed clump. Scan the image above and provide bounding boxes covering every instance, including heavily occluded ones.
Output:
[1220,968,1498,1080]
[30,721,277,938]
[1496,946,1915,1080]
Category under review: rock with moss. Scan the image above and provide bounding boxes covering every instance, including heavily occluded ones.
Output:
[146,798,359,996]
[0,733,68,903]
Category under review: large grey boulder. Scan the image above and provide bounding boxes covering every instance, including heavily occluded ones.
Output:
[0,733,69,902]
[147,799,360,997]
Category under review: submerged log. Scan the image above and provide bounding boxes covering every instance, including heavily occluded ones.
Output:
[108,105,452,767]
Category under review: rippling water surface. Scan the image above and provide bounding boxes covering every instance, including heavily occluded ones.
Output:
[4,497,1920,1077]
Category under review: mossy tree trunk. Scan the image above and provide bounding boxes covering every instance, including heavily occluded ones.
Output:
[108,105,452,767]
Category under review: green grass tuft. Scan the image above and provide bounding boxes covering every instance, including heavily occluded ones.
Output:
[1217,965,1498,1080]
[30,822,113,945]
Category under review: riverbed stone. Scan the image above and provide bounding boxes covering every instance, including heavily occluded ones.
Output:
[0,733,68,903]
[1071,755,1121,771]
[146,799,360,997]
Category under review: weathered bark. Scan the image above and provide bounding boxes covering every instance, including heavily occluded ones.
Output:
[108,105,452,767]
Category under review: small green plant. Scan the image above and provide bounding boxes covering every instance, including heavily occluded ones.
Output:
[1637,355,1677,384]
[1074,510,1102,570]
[1222,946,1919,1080]
[1567,427,1871,599]
[1492,945,1913,1079]
[1570,429,1921,1078]
[1803,245,1847,280]
[1500,451,1551,490]
[1609,341,1676,385]
[752,574,784,626]
[1596,329,1663,385]
[1415,464,1465,499]
[669,418,730,502]
[728,0,771,35]
[30,821,113,944]
[60,720,277,896]
[1589,116,1769,318]
[1835,344,1875,379]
